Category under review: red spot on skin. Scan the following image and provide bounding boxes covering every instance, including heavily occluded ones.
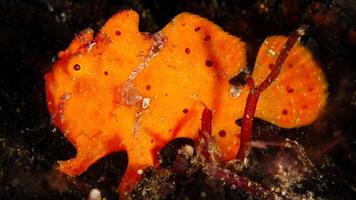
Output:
[218,130,226,137]
[104,71,109,76]
[308,87,314,92]
[194,27,201,32]
[282,109,288,115]
[204,35,211,41]
[185,48,191,54]
[288,64,293,68]
[73,64,81,71]
[303,105,308,109]
[115,30,121,36]
[286,86,294,93]
[205,60,213,67]
[182,23,186,26]
[183,108,188,113]
[145,85,151,91]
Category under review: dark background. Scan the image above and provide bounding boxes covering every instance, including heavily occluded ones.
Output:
[0,0,355,199]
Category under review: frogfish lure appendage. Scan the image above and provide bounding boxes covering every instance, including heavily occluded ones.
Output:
[45,10,327,195]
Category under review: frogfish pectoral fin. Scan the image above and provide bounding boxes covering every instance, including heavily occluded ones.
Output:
[253,36,328,128]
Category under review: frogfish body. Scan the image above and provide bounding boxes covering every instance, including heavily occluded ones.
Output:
[45,10,327,193]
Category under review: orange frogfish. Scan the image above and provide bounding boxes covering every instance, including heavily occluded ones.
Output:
[45,10,327,194]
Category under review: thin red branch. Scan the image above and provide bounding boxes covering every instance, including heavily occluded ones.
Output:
[257,25,309,92]
[196,108,291,200]
[192,25,309,200]
[198,107,289,199]
[236,25,309,160]
[212,169,290,200]
[199,107,213,161]
[236,78,259,159]
[201,108,212,140]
